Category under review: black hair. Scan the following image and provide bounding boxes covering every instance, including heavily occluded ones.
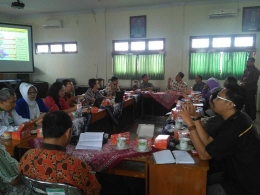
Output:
[225,84,247,111]
[42,111,72,139]
[248,57,255,63]
[111,76,118,82]
[210,87,224,105]
[226,77,237,84]
[196,75,202,80]
[88,78,97,89]
[141,74,147,79]
[178,72,184,78]
[62,79,72,86]
[47,82,63,110]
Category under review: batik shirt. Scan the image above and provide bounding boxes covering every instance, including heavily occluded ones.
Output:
[84,88,104,105]
[18,143,101,195]
[140,82,155,90]
[104,82,120,96]
[0,144,30,195]
[170,80,188,92]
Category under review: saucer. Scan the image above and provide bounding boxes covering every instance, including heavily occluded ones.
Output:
[114,145,130,150]
[175,144,194,151]
[0,136,11,140]
[134,147,152,153]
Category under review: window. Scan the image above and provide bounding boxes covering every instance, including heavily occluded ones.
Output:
[189,34,256,80]
[112,38,165,80]
[35,42,77,54]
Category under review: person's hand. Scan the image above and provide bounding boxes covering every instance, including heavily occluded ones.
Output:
[203,84,209,90]
[179,103,194,126]
[73,104,77,111]
[37,112,46,120]
[240,82,245,87]
[35,119,43,126]
[183,102,198,117]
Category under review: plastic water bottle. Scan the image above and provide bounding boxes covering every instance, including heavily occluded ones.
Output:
[76,98,82,118]
[175,101,183,129]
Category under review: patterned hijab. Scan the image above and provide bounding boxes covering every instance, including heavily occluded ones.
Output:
[19,82,40,119]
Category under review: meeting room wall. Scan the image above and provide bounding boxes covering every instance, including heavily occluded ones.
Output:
[1,0,259,110]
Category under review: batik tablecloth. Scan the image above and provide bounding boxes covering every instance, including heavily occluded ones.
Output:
[148,92,180,110]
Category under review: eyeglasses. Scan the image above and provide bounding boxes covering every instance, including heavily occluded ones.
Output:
[28,92,37,95]
[216,95,236,106]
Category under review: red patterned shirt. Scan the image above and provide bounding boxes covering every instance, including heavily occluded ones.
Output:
[18,143,101,195]
[170,80,188,92]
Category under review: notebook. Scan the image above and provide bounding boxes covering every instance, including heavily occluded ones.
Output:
[115,91,125,103]
[93,97,104,107]
[152,149,195,164]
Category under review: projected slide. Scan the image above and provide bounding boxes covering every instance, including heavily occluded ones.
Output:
[0,27,29,61]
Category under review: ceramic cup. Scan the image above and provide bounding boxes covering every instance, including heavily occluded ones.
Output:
[175,119,183,129]
[117,137,126,149]
[138,139,148,151]
[179,137,190,149]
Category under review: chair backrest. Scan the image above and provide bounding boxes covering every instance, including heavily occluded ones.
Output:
[22,175,83,195]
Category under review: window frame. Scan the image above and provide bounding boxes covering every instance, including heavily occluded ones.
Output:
[112,38,166,55]
[189,34,256,53]
[35,42,78,54]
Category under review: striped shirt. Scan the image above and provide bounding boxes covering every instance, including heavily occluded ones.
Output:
[84,88,104,105]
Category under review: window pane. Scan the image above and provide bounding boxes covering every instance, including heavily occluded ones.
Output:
[64,43,77,52]
[131,42,145,51]
[36,45,49,53]
[234,37,253,47]
[115,42,128,51]
[148,41,164,50]
[50,44,62,52]
[191,39,209,48]
[212,38,231,48]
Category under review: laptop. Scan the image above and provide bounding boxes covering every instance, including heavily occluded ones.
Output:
[93,97,104,107]
[115,91,125,103]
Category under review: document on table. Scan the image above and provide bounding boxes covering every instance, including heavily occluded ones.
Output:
[153,150,195,164]
[75,132,104,150]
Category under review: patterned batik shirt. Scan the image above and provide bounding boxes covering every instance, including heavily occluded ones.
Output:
[140,82,155,90]
[18,143,101,195]
[104,82,120,96]
[0,144,30,195]
[170,80,188,92]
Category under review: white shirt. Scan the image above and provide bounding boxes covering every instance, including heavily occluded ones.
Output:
[0,109,29,126]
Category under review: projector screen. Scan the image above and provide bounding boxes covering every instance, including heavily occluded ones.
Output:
[0,22,34,73]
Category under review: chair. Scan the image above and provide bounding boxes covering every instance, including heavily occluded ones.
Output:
[22,175,83,195]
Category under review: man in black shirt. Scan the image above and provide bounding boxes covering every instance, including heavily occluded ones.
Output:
[192,74,205,92]
[180,84,260,195]
[240,57,260,121]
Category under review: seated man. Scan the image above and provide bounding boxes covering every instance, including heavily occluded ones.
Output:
[0,144,30,194]
[0,88,42,126]
[167,72,188,92]
[180,84,260,195]
[85,78,105,105]
[140,74,155,91]
[104,76,120,97]
[192,74,205,92]
[223,76,237,87]
[62,79,78,107]
[18,111,101,195]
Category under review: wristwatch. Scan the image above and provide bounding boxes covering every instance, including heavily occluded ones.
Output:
[192,116,201,121]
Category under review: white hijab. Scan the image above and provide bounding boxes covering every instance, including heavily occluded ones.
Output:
[19,82,40,119]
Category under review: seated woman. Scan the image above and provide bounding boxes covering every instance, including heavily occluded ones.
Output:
[202,77,220,110]
[85,78,105,105]
[15,82,48,120]
[44,82,77,113]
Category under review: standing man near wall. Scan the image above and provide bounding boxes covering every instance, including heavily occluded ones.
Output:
[240,57,260,121]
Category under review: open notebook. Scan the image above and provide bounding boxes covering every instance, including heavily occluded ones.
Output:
[152,150,195,164]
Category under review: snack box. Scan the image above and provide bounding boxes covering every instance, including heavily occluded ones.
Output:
[37,128,43,138]
[12,121,35,140]
[90,106,99,113]
[110,132,130,146]
[154,135,170,149]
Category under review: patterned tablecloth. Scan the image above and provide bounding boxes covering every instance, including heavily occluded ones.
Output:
[148,92,181,110]
[29,138,157,172]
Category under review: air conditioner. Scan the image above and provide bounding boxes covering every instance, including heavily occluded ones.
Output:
[208,9,237,18]
[42,20,63,28]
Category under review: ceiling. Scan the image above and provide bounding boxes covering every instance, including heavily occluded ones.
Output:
[0,0,252,17]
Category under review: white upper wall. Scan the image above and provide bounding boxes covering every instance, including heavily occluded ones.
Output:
[1,1,260,109]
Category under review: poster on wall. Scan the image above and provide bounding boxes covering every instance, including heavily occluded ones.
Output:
[242,6,260,32]
[130,15,146,38]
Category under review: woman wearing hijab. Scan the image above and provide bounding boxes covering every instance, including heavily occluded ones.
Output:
[15,82,48,120]
[44,82,77,113]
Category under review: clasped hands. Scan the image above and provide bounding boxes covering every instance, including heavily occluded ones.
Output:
[179,102,199,126]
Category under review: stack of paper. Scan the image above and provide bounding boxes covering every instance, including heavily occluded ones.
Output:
[75,132,104,150]
[153,149,195,164]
